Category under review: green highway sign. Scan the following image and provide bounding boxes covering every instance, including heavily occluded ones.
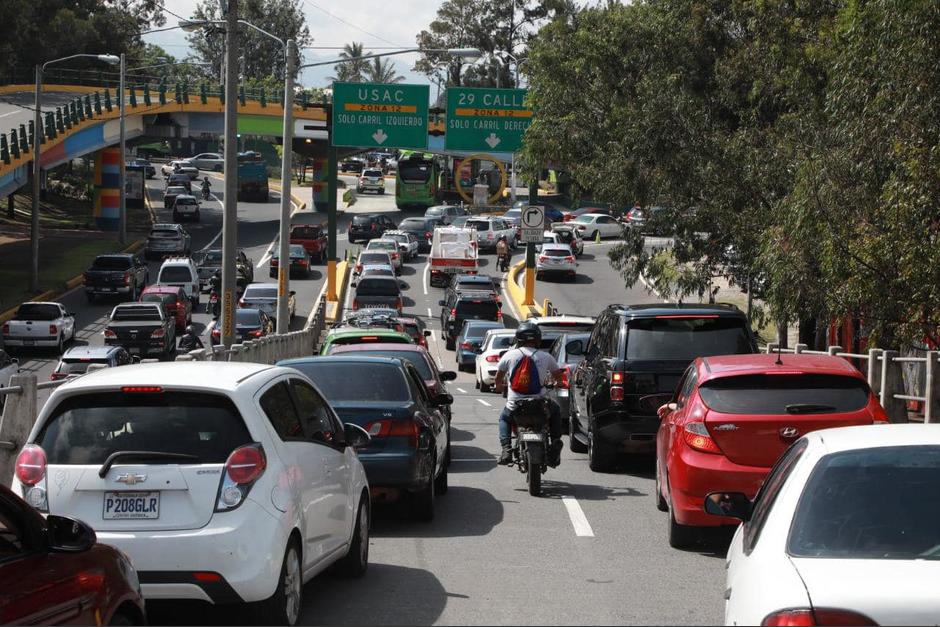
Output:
[445,87,532,152]
[332,82,430,149]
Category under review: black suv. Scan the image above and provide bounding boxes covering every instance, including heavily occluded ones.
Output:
[570,304,758,471]
[347,213,397,244]
[439,289,502,350]
[398,217,446,253]
[446,274,500,302]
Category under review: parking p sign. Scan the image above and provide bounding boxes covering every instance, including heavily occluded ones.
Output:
[520,205,545,244]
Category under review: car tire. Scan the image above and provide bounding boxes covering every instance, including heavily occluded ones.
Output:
[256,540,303,626]
[411,462,436,522]
[668,508,698,550]
[445,337,455,351]
[588,429,615,472]
[56,335,63,354]
[86,292,95,303]
[335,496,369,578]
[434,461,448,495]
[655,463,669,512]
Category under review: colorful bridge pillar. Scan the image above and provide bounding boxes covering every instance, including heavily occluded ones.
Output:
[93,147,121,231]
[310,158,329,212]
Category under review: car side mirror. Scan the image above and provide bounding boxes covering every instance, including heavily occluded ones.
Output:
[439,370,457,381]
[657,402,678,420]
[434,392,454,406]
[438,300,445,306]
[344,423,371,449]
[350,282,357,288]
[704,492,752,522]
[46,515,96,553]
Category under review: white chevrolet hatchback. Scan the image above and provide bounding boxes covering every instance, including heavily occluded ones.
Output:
[12,362,371,625]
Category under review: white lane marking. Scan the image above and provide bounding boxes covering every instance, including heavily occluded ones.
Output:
[477,399,491,407]
[423,261,430,295]
[562,497,595,537]
[0,110,20,118]
[427,307,433,317]
[455,387,467,394]
[429,329,437,344]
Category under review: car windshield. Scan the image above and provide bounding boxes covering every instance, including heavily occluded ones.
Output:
[352,215,375,226]
[159,267,192,283]
[356,279,399,296]
[236,310,262,325]
[625,317,753,361]
[38,392,252,465]
[700,374,870,414]
[91,256,131,270]
[457,300,500,317]
[201,250,223,264]
[465,323,501,339]
[16,304,61,320]
[150,229,179,239]
[288,362,410,402]
[788,445,940,560]
[245,287,277,299]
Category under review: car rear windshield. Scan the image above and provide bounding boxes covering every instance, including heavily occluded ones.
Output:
[465,324,501,339]
[788,445,940,559]
[200,250,223,264]
[426,207,444,217]
[37,392,252,465]
[466,221,490,232]
[625,316,752,361]
[456,300,500,317]
[291,225,321,238]
[159,267,192,283]
[537,322,595,334]
[141,293,176,306]
[352,215,375,226]
[360,253,390,265]
[399,219,426,229]
[166,187,186,195]
[112,306,162,321]
[363,170,383,177]
[350,350,433,379]
[56,359,108,375]
[356,279,399,296]
[399,161,431,182]
[245,287,277,299]
[16,304,61,320]
[699,374,870,415]
[543,248,571,257]
[150,229,179,239]
[175,198,197,206]
[489,335,515,349]
[331,334,411,347]
[288,362,410,402]
[91,256,131,270]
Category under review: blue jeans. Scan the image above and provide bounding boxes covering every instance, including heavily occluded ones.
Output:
[499,399,563,447]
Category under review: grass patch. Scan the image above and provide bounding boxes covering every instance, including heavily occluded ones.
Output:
[0,237,124,309]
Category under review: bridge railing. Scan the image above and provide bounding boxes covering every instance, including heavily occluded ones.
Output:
[765,342,940,424]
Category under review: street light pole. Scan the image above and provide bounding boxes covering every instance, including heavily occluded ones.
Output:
[221,0,240,348]
[118,53,126,246]
[275,39,295,334]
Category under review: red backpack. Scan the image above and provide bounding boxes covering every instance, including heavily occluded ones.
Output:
[509,349,542,394]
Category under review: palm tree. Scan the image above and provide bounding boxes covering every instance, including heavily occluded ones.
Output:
[364,57,404,84]
[328,42,369,83]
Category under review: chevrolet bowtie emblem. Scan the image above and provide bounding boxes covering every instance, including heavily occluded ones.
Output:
[115,473,147,485]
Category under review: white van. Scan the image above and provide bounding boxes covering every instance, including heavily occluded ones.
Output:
[155,257,200,306]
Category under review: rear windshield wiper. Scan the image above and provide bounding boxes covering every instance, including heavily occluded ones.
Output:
[99,451,200,478]
[785,403,837,414]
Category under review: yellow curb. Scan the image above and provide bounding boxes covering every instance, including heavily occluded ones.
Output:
[505,260,544,320]
[326,260,349,323]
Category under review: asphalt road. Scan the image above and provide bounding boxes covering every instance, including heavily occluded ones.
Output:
[0,91,80,136]
[19,179,727,624]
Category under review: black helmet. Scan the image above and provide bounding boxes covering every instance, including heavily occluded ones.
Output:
[185,325,195,335]
[515,321,541,344]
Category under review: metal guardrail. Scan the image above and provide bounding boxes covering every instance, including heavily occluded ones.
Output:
[765,343,940,424]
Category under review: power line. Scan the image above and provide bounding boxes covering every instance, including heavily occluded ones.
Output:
[300,0,405,47]
[151,1,190,24]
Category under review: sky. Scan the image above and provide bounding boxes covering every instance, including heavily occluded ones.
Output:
[146,0,604,89]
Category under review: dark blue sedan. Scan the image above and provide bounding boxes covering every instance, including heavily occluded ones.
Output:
[278,355,452,522]
[455,319,505,372]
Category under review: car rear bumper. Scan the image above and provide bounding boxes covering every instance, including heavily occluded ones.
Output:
[668,450,767,527]
[105,338,166,356]
[358,183,384,191]
[360,451,430,494]
[98,498,286,604]
[456,350,478,366]
[478,364,498,384]
[3,336,59,347]
[593,410,660,453]
[86,285,133,295]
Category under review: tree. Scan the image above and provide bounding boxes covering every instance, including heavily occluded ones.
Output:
[364,57,404,84]
[187,0,311,82]
[328,42,369,83]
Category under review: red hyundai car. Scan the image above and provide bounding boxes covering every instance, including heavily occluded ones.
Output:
[655,353,888,549]
[139,284,192,331]
[0,484,146,625]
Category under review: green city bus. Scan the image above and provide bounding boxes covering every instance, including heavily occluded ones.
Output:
[395,151,443,210]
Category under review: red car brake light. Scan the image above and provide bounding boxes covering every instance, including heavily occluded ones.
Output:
[761,609,878,626]
[122,386,163,393]
[15,445,46,486]
[460,341,473,350]
[224,444,267,485]
[485,354,500,363]
[365,419,419,448]
[558,366,571,389]
[49,324,57,335]
[683,422,722,454]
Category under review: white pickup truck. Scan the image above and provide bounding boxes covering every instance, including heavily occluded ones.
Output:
[429,226,479,288]
[2,302,76,352]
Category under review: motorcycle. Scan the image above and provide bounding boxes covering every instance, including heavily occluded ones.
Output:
[506,395,555,496]
[202,185,211,200]
[207,290,219,317]
[496,249,511,272]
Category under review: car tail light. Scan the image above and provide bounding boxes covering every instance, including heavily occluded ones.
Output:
[610,386,624,401]
[211,328,221,338]
[460,341,473,350]
[425,231,432,239]
[123,272,130,285]
[365,419,419,448]
[450,308,457,317]
[683,422,722,454]
[248,329,263,338]
[558,366,571,389]
[216,444,266,511]
[177,299,186,311]
[103,329,116,339]
[485,354,500,363]
[151,328,166,338]
[238,299,246,307]
[496,308,503,320]
[122,386,163,393]
[15,444,46,486]
[298,259,308,266]
[51,371,68,380]
[193,572,222,583]
[271,258,279,267]
[394,297,403,311]
[391,252,399,260]
[47,324,59,335]
[539,256,547,262]
[355,263,363,273]
[565,256,575,263]
[2,324,8,335]
[352,298,360,310]
[761,609,878,626]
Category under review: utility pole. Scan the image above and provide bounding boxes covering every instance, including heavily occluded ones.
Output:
[221,0,239,347]
[327,143,338,302]
[275,39,295,334]
[118,53,127,245]
[523,178,538,306]
[30,65,41,293]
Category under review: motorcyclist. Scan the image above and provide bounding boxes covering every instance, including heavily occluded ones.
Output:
[495,235,510,272]
[177,325,204,351]
[493,322,565,467]
[201,176,211,199]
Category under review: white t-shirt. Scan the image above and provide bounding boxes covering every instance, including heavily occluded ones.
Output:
[496,346,560,410]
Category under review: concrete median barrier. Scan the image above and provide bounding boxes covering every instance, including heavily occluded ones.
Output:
[505,259,544,320]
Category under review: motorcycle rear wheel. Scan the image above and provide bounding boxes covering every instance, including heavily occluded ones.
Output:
[526,451,541,497]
